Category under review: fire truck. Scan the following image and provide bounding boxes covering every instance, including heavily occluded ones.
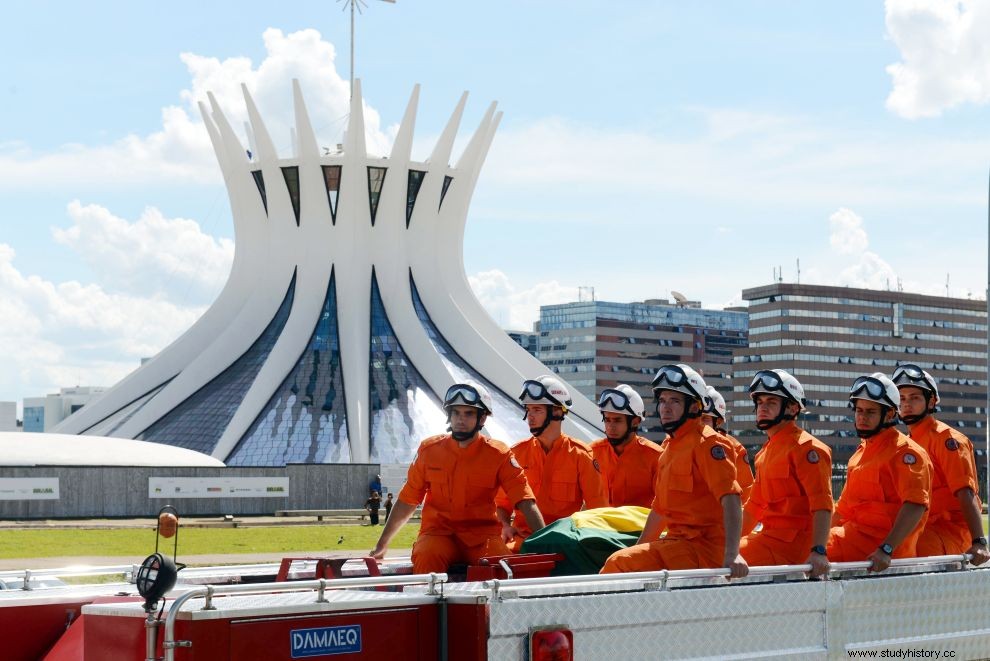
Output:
[2,552,988,660]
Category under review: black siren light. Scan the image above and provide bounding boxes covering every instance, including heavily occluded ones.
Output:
[136,505,185,612]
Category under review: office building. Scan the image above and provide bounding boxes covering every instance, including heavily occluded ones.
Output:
[23,387,107,433]
[538,299,748,442]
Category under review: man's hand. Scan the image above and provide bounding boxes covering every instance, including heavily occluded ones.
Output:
[805,551,830,578]
[966,541,990,566]
[500,522,518,544]
[724,553,749,579]
[369,543,387,560]
[867,547,891,572]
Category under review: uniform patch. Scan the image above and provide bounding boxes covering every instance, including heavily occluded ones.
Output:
[592,459,601,473]
[903,453,917,465]
[945,438,959,451]
[710,445,727,460]
[806,449,820,464]
[509,456,521,469]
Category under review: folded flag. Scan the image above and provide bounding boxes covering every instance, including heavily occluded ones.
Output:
[520,506,650,575]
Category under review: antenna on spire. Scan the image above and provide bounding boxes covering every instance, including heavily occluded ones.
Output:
[339,0,396,99]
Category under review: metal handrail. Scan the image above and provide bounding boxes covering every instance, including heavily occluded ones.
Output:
[162,572,446,661]
[481,554,975,595]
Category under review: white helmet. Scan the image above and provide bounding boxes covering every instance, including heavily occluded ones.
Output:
[703,386,727,421]
[651,364,708,404]
[443,381,494,415]
[598,384,646,419]
[849,373,900,410]
[748,369,806,411]
[519,375,572,410]
[891,363,939,404]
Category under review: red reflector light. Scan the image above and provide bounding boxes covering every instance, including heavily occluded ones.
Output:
[530,628,573,661]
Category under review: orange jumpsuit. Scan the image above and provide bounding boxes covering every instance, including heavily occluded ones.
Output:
[590,435,662,508]
[739,421,833,566]
[399,433,535,573]
[600,420,741,573]
[909,416,981,555]
[497,433,607,551]
[827,427,932,561]
[719,430,755,504]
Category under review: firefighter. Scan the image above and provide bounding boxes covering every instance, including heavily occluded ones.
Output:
[590,384,662,508]
[892,364,988,565]
[370,381,545,573]
[739,370,833,577]
[702,385,755,503]
[496,375,608,551]
[827,373,932,571]
[600,364,748,577]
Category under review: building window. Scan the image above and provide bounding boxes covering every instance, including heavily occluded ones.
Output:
[439,175,453,210]
[406,170,425,227]
[281,166,301,225]
[322,165,341,223]
[251,170,268,214]
[367,167,387,225]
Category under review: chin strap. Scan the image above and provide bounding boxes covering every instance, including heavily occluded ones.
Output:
[605,415,636,447]
[901,394,936,426]
[661,403,701,434]
[856,406,899,438]
[448,410,484,441]
[529,405,564,437]
[755,408,796,431]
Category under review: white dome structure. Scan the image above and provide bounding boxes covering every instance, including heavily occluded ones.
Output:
[0,432,224,467]
[55,80,603,465]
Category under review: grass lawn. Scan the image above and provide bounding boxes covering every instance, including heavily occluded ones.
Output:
[0,524,420,560]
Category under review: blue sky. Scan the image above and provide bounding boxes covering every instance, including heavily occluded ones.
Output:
[1,1,988,409]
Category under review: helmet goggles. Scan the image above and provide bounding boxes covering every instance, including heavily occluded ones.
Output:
[748,370,784,394]
[598,389,637,417]
[444,384,486,411]
[850,376,898,408]
[652,365,688,389]
[891,364,937,394]
[519,379,565,407]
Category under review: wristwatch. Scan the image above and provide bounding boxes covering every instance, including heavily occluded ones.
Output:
[878,543,894,555]
[973,537,988,547]
[810,545,827,556]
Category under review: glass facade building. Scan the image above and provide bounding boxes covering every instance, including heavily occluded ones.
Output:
[538,299,748,443]
[731,283,988,493]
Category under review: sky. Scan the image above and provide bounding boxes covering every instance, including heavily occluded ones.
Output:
[1,0,989,410]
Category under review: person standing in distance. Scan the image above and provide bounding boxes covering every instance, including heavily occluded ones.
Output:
[739,370,833,577]
[893,364,988,565]
[590,384,662,508]
[497,375,607,551]
[370,381,545,573]
[827,373,932,572]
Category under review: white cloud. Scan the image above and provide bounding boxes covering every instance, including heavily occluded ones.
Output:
[53,201,233,304]
[469,269,577,330]
[828,207,869,255]
[0,28,392,189]
[885,0,990,118]
[0,242,205,404]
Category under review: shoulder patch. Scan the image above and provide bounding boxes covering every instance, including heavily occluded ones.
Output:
[806,449,820,464]
[710,445,727,460]
[945,438,959,451]
[592,459,601,473]
[903,453,917,465]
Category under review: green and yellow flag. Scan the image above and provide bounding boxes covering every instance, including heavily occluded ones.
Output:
[521,506,650,575]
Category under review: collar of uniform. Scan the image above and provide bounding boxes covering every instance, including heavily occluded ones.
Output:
[669,418,704,442]
[865,426,901,445]
[910,414,937,438]
[766,420,802,444]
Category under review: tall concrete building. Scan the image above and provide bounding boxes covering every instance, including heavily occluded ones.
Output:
[730,283,987,477]
[538,299,748,442]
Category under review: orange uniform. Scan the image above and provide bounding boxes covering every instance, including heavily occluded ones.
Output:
[719,431,755,504]
[740,421,833,566]
[590,435,662,508]
[909,416,982,555]
[827,427,932,561]
[399,433,535,573]
[498,433,607,550]
[600,420,741,573]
